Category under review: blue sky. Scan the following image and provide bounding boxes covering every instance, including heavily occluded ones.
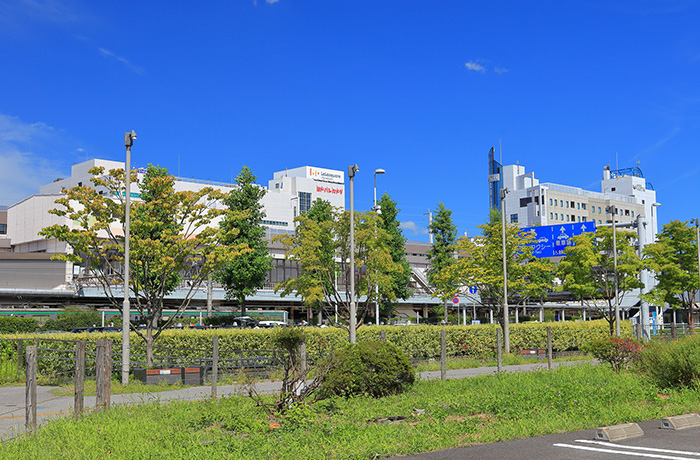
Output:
[1,1,699,242]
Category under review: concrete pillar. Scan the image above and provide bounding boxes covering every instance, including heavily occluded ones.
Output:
[561,307,565,322]
[539,307,544,322]
[489,309,494,324]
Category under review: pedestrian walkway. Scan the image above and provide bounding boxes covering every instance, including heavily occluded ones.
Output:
[0,360,589,441]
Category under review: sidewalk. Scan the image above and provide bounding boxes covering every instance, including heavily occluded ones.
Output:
[0,360,588,441]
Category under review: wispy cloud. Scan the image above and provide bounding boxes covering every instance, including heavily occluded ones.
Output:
[632,127,681,161]
[98,48,145,75]
[400,221,429,236]
[464,61,486,73]
[0,0,81,35]
[465,60,508,74]
[0,114,70,205]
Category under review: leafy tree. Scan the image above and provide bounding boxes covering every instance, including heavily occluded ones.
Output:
[301,198,335,323]
[40,166,247,365]
[643,220,699,332]
[376,193,412,321]
[217,166,273,316]
[433,210,554,330]
[275,207,402,339]
[426,202,458,322]
[559,227,643,335]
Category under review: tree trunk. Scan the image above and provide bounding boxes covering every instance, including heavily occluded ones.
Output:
[240,298,246,317]
[443,300,448,323]
[146,328,154,367]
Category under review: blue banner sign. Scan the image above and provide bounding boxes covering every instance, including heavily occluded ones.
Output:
[520,221,596,258]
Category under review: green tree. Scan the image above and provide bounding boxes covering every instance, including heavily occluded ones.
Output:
[559,227,643,335]
[426,202,458,322]
[376,193,412,321]
[275,207,402,339]
[217,166,273,316]
[434,210,554,330]
[643,220,699,332]
[40,166,246,365]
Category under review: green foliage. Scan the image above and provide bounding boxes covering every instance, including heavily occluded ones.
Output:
[217,166,273,314]
[637,335,700,388]
[41,309,102,331]
[585,337,642,372]
[0,316,38,334]
[376,193,412,316]
[643,220,699,327]
[426,202,457,294]
[318,340,414,399]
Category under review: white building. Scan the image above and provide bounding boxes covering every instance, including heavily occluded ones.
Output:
[9,159,346,253]
[495,162,659,242]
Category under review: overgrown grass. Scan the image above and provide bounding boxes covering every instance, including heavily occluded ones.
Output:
[2,363,699,459]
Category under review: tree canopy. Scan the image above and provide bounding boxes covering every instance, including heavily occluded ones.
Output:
[217,166,273,315]
[40,165,248,364]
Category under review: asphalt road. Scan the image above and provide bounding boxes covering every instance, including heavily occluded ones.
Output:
[400,418,700,460]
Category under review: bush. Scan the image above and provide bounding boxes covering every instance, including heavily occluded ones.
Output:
[637,335,700,389]
[0,317,39,334]
[585,337,641,372]
[318,340,414,399]
[41,309,103,331]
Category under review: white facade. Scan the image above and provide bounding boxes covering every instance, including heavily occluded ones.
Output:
[8,159,345,253]
[500,164,658,242]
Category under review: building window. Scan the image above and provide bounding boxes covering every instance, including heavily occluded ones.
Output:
[560,200,564,207]
[549,198,553,206]
[631,211,634,217]
[577,203,580,209]
[566,215,570,222]
[566,201,569,208]
[582,217,587,222]
[571,201,575,208]
[598,206,601,213]
[298,192,312,215]
[577,216,581,222]
[598,219,602,224]
[510,214,518,223]
[550,212,553,219]
[0,224,6,235]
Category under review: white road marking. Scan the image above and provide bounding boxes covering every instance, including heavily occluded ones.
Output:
[575,440,700,457]
[553,443,692,460]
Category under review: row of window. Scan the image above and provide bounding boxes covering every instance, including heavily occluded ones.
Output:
[548,199,635,217]
[261,220,288,227]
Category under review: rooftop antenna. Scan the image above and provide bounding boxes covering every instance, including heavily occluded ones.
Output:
[499,139,503,165]
[178,154,180,178]
[616,152,619,171]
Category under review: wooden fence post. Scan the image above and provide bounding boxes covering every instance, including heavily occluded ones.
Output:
[95,339,112,410]
[211,336,218,400]
[496,328,502,374]
[74,341,85,419]
[547,326,553,370]
[25,345,37,435]
[440,329,447,381]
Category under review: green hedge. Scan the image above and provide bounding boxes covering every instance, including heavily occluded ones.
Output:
[0,320,630,376]
[0,317,39,334]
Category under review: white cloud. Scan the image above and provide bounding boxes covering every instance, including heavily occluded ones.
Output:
[464,61,486,73]
[494,67,509,74]
[400,221,429,236]
[98,48,145,75]
[0,114,67,206]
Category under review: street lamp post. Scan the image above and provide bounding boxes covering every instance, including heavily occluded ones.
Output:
[606,205,621,337]
[122,130,136,385]
[348,164,359,343]
[500,187,510,353]
[372,168,385,326]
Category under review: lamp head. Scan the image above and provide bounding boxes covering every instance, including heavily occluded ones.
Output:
[374,168,386,175]
[348,164,359,178]
[124,130,137,147]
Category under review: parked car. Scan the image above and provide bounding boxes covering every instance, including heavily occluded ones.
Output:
[232,316,260,328]
[258,320,287,328]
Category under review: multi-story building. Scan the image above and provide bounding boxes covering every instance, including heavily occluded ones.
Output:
[489,150,659,243]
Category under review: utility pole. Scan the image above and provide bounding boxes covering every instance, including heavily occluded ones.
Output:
[348,164,359,343]
[122,130,136,385]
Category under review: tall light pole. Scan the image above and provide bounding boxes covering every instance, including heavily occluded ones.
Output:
[122,130,136,385]
[348,164,359,343]
[500,187,510,353]
[372,168,385,326]
[606,205,621,337]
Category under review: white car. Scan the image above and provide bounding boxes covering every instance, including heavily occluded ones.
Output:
[258,320,287,328]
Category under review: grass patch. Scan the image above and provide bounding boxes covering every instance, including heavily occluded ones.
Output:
[412,353,593,372]
[2,363,699,459]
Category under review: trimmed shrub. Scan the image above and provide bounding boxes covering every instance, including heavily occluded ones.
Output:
[637,335,700,389]
[0,317,39,334]
[585,337,642,372]
[41,310,103,331]
[318,340,414,399]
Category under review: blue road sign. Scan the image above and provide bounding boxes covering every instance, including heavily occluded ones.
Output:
[520,221,596,258]
[469,286,478,294]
